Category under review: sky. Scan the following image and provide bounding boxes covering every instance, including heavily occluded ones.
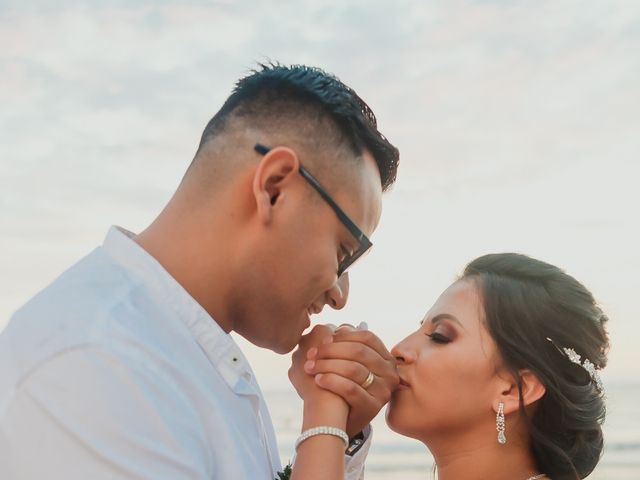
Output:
[1,0,639,389]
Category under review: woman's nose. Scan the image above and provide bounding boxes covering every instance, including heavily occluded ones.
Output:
[391,339,414,364]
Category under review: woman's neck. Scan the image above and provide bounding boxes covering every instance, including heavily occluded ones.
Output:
[426,431,541,480]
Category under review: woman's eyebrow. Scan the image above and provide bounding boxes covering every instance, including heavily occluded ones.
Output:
[428,313,466,331]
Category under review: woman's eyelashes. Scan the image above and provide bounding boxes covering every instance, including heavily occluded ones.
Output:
[419,318,456,344]
[425,331,451,344]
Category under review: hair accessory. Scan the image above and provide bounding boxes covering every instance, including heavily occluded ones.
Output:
[295,426,349,452]
[496,401,506,444]
[546,337,604,392]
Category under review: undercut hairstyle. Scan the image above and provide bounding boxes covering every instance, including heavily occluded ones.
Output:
[462,253,609,480]
[196,62,399,191]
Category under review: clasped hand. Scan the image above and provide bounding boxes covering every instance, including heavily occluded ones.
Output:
[289,324,399,437]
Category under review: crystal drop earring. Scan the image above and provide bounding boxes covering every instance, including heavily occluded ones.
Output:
[496,401,506,444]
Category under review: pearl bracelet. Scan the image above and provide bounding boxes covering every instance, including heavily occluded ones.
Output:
[294,426,349,452]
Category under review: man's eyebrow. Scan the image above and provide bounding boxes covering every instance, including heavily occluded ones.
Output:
[420,313,466,330]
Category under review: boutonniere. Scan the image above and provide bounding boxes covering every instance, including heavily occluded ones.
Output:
[275,463,292,480]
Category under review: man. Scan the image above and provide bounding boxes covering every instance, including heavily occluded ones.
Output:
[0,63,400,479]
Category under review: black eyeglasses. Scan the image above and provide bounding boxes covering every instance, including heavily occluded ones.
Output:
[254,143,372,276]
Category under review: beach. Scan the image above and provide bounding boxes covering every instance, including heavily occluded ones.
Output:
[266,382,640,479]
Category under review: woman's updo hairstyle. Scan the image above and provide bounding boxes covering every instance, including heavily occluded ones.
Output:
[462,253,609,480]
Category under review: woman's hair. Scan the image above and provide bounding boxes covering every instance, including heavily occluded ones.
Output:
[462,253,609,480]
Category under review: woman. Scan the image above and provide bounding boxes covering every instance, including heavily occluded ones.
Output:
[288,253,609,480]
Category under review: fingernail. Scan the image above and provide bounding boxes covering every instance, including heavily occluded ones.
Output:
[357,321,368,331]
[322,336,334,345]
[304,360,315,372]
[307,347,317,359]
[315,373,323,383]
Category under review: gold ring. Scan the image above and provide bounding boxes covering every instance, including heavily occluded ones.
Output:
[360,371,375,389]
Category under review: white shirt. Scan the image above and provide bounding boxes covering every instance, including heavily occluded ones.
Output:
[0,226,369,479]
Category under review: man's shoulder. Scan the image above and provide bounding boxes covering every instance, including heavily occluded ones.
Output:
[14,244,141,321]
[0,246,163,391]
[6,247,134,331]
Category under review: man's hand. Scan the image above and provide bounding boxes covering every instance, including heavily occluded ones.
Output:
[304,326,399,437]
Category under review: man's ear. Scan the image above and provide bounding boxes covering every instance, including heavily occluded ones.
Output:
[495,368,546,416]
[252,146,300,224]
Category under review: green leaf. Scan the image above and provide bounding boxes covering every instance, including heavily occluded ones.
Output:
[275,463,292,480]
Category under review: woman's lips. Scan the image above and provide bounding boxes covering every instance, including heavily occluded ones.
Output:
[398,377,411,390]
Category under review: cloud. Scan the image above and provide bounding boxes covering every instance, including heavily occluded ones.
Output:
[1,0,639,382]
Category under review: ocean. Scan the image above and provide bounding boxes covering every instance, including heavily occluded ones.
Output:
[265,382,640,479]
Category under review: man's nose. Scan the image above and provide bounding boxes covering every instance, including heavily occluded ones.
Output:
[326,272,350,310]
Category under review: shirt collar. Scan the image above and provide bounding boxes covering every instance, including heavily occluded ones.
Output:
[101,226,255,394]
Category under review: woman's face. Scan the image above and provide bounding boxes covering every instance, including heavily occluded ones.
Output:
[386,279,504,443]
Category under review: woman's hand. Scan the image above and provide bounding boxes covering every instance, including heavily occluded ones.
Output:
[289,324,349,425]
[289,325,340,401]
[289,325,349,480]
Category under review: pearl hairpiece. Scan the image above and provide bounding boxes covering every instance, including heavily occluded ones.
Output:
[546,337,604,392]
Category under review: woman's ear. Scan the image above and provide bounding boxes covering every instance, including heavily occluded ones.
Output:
[252,147,300,224]
[495,368,546,415]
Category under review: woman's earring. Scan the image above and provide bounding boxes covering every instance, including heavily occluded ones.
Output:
[496,402,506,444]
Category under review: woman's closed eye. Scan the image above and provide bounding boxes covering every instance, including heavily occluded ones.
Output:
[425,331,451,344]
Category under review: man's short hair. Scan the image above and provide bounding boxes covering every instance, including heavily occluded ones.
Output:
[197,63,399,191]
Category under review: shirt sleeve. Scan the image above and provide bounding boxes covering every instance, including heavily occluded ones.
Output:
[344,425,372,480]
[0,346,211,480]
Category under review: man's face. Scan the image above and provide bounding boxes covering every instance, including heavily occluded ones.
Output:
[233,149,383,353]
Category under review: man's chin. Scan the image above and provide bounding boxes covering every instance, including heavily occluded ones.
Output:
[246,334,299,355]
[235,316,307,354]
[271,316,310,354]
[271,342,297,355]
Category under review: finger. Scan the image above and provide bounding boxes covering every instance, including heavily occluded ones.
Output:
[314,341,400,398]
[303,324,335,345]
[334,323,357,332]
[315,372,394,438]
[314,366,391,407]
[315,372,382,408]
[305,358,371,385]
[314,341,392,375]
[331,329,394,361]
[313,324,336,336]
